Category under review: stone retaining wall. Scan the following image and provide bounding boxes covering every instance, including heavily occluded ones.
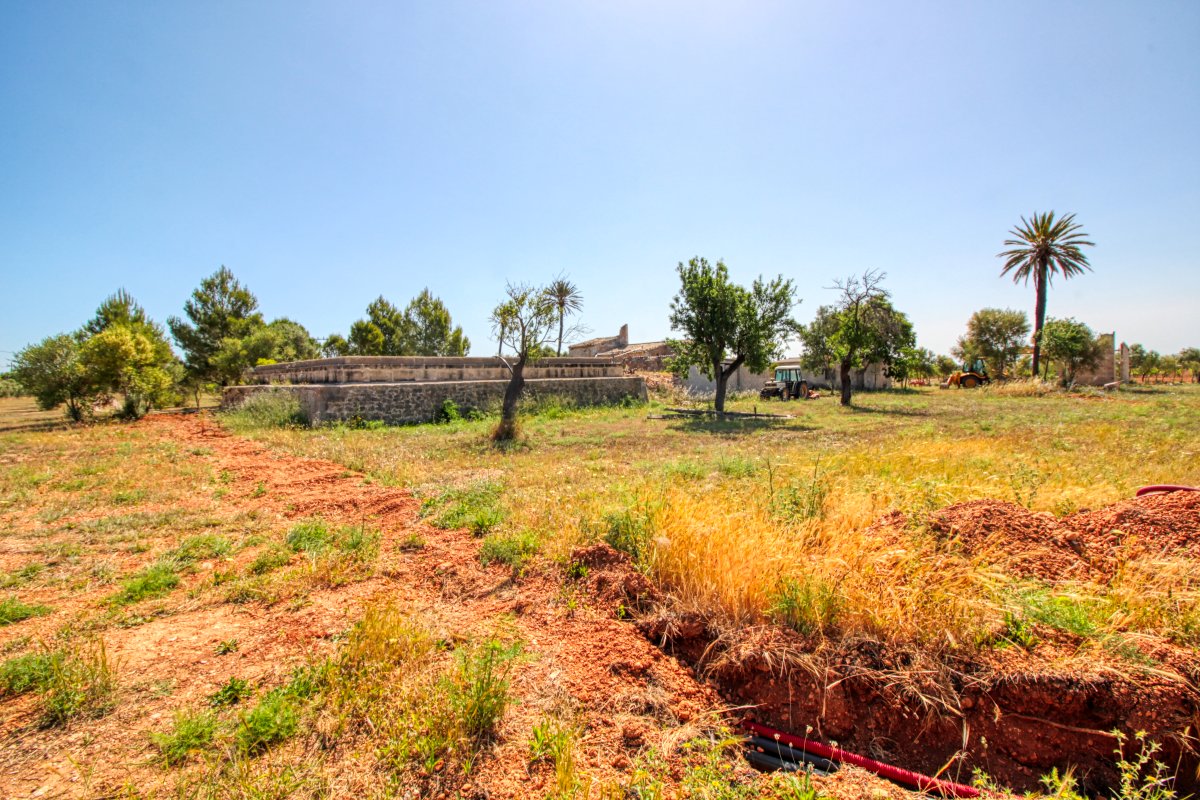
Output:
[249,356,621,385]
[223,376,647,425]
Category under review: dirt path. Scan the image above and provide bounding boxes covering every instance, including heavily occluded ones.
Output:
[1,414,756,798]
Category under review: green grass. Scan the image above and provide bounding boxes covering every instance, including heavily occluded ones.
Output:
[0,651,56,695]
[235,688,300,755]
[169,534,232,564]
[42,638,119,726]
[150,708,218,766]
[109,562,180,605]
[0,595,52,625]
[248,546,292,575]
[420,480,506,536]
[479,529,540,572]
[208,676,252,707]
[285,520,332,552]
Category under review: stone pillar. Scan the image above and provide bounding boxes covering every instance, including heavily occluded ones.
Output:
[618,324,629,348]
[1119,342,1131,383]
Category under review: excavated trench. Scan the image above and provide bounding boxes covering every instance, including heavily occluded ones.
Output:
[574,491,1200,796]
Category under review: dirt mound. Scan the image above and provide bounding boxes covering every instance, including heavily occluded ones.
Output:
[928,492,1200,580]
[1065,490,1200,565]
[570,543,661,615]
[928,499,1088,580]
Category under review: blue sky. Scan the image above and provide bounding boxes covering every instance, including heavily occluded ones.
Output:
[2,1,1197,366]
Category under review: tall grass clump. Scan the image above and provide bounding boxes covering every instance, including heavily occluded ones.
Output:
[0,595,52,625]
[42,638,119,726]
[223,391,309,430]
[150,708,218,765]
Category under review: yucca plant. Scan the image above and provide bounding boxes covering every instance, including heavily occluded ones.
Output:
[997,212,1094,377]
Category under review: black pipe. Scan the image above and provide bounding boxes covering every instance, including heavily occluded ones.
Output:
[748,736,839,773]
[744,749,831,777]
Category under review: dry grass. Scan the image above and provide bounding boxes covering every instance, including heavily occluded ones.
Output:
[230,385,1200,656]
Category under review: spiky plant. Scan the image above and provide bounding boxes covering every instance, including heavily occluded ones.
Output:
[997,212,1094,378]
[544,277,583,357]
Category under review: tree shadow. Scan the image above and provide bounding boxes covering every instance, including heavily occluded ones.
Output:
[844,404,929,417]
[665,416,815,435]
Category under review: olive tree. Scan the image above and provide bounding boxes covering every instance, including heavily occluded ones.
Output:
[667,257,799,414]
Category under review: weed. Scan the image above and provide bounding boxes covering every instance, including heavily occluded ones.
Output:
[0,651,56,695]
[235,689,300,754]
[109,562,179,606]
[42,638,118,726]
[286,520,331,552]
[773,461,830,522]
[435,398,462,423]
[421,480,505,536]
[398,532,426,551]
[169,534,232,564]
[1113,730,1178,800]
[994,612,1038,649]
[149,708,217,766]
[251,481,267,498]
[449,639,520,740]
[479,530,540,572]
[248,546,291,575]
[767,575,842,636]
[601,507,654,563]
[222,391,309,429]
[209,676,252,707]
[529,717,580,796]
[216,639,239,655]
[1016,587,1101,637]
[0,595,52,625]
[1,562,45,589]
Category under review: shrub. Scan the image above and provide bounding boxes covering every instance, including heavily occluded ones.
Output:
[235,689,300,754]
[222,391,309,429]
[150,709,217,766]
[0,596,52,626]
[110,562,179,605]
[434,398,462,423]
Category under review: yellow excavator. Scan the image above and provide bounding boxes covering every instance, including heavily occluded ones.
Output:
[947,358,990,389]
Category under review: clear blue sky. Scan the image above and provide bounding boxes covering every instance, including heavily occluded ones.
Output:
[3,1,1198,366]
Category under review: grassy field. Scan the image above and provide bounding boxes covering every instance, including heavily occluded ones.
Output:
[230,383,1200,655]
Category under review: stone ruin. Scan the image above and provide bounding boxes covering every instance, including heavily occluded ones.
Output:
[222,356,647,425]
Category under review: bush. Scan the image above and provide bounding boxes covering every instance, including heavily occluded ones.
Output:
[248,546,291,575]
[602,508,654,563]
[0,376,25,398]
[208,676,252,707]
[434,398,462,423]
[0,596,52,626]
[222,391,309,429]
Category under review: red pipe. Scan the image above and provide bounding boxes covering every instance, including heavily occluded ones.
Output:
[1136,485,1199,497]
[744,719,980,798]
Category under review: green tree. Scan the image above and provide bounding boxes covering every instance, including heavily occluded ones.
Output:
[1158,354,1180,383]
[544,277,583,357]
[1178,347,1200,383]
[403,289,470,356]
[79,324,179,418]
[667,257,799,414]
[952,308,1030,378]
[490,282,566,440]
[1129,344,1160,383]
[799,271,911,406]
[1040,318,1102,386]
[321,333,349,358]
[891,346,935,386]
[168,267,264,386]
[348,319,386,355]
[10,335,95,421]
[935,354,959,379]
[997,212,1094,379]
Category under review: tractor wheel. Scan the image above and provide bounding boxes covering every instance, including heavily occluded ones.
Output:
[960,375,980,389]
[798,381,809,399]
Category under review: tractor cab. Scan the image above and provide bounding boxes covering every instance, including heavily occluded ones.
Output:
[950,358,991,389]
[761,365,811,400]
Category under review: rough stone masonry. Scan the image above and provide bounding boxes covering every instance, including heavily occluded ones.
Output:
[222,356,648,425]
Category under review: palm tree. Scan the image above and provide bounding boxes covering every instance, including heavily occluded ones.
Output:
[544,277,583,356]
[997,212,1094,378]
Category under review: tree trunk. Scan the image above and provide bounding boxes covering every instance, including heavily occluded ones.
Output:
[713,356,744,415]
[1031,264,1048,378]
[497,355,526,439]
[556,312,564,357]
[839,359,852,406]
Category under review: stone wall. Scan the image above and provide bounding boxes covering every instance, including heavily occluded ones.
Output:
[223,376,647,426]
[249,356,622,385]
